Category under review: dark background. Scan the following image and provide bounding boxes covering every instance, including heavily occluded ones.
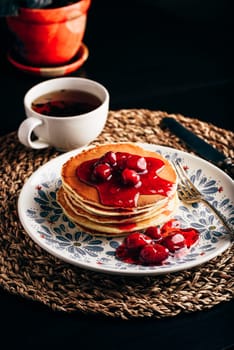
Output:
[0,1,233,349]
[0,0,233,135]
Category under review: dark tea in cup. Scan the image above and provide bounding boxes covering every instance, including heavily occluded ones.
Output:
[31,89,102,117]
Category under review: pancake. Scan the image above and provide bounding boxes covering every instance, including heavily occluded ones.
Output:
[63,179,169,216]
[57,187,178,236]
[57,142,178,236]
[61,143,177,208]
[61,187,173,224]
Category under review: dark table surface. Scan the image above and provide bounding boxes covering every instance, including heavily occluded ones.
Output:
[0,1,233,349]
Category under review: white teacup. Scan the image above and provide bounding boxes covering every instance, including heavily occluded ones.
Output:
[18,77,109,151]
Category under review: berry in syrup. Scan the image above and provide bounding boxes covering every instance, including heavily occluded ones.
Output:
[121,168,141,186]
[145,226,162,242]
[139,243,169,265]
[124,232,152,250]
[115,219,199,266]
[93,163,112,181]
[161,219,180,236]
[101,151,117,167]
[181,228,199,248]
[116,153,128,169]
[76,150,173,208]
[162,232,186,252]
[126,155,147,172]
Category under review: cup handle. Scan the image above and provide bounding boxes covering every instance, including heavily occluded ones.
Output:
[18,117,50,149]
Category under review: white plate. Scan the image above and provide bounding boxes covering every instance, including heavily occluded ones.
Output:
[18,143,234,276]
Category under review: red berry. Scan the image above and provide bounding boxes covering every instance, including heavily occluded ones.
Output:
[162,232,186,252]
[116,153,127,169]
[101,151,117,166]
[145,226,162,242]
[139,243,169,265]
[116,244,138,263]
[126,156,147,172]
[121,168,141,186]
[116,244,129,259]
[93,163,112,181]
[181,228,199,248]
[161,219,181,236]
[124,232,152,250]
[115,220,200,266]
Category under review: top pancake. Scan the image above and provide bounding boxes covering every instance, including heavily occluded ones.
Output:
[61,143,177,209]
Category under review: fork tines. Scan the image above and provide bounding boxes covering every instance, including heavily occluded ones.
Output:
[172,160,202,200]
[172,160,234,234]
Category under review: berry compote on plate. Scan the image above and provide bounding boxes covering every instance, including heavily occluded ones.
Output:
[116,219,199,265]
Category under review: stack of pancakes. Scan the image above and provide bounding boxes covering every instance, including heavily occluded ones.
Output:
[57,143,178,236]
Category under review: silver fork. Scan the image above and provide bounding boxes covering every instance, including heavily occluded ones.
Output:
[172,159,234,235]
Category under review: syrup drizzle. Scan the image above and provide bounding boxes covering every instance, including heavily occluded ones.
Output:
[76,152,175,208]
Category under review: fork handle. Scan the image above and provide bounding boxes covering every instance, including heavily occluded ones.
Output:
[201,199,234,235]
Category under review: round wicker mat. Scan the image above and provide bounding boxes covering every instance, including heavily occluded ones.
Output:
[0,109,233,319]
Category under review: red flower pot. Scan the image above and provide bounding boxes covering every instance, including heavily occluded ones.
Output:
[6,0,91,66]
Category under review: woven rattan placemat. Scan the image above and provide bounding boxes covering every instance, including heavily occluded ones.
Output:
[0,109,233,319]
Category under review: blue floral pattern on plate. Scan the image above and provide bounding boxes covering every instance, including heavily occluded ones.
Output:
[18,143,234,275]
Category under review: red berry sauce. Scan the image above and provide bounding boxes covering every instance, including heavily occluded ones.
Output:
[76,151,175,208]
[116,219,199,266]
